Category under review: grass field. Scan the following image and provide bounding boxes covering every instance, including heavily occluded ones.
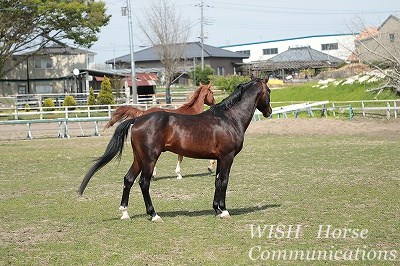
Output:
[270,81,397,102]
[0,119,399,265]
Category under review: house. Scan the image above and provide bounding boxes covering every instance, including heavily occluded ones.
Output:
[0,44,95,96]
[355,15,400,63]
[250,46,344,79]
[220,33,356,63]
[107,42,249,85]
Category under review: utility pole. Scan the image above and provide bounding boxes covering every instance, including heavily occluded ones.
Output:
[122,0,137,104]
[200,0,204,70]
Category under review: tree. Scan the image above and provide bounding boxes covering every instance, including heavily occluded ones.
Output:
[87,87,96,106]
[0,0,110,78]
[350,15,400,95]
[190,65,214,85]
[97,76,115,105]
[138,0,191,104]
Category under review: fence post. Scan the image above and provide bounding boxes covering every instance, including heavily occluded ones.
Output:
[39,95,43,120]
[349,105,354,120]
[332,103,336,117]
[386,102,391,120]
[14,106,18,120]
[394,101,397,119]
[361,101,366,117]
[26,123,33,139]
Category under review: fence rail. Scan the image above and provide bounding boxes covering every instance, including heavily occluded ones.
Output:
[1,99,399,140]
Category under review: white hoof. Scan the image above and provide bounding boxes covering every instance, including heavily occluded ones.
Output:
[151,214,163,222]
[176,174,183,179]
[120,211,130,220]
[119,206,130,220]
[217,210,231,219]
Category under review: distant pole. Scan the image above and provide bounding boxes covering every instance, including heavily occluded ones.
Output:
[126,0,137,104]
[200,0,204,70]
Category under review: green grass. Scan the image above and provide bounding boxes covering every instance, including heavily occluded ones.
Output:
[271,81,397,102]
[0,126,399,265]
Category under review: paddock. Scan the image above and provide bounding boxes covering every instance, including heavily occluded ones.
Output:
[1,118,399,265]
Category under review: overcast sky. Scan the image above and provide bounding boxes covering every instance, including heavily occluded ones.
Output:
[88,0,400,63]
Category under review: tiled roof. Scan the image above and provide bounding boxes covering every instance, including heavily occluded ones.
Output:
[108,42,248,64]
[253,46,343,70]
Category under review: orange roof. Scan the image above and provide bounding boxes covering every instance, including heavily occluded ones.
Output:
[356,27,378,41]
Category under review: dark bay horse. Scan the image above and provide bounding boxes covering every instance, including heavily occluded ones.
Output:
[105,83,216,179]
[79,77,272,222]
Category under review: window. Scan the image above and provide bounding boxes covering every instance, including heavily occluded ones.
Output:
[34,58,53,69]
[263,48,278,55]
[389,33,395,42]
[321,43,338,51]
[36,85,53,94]
[217,67,225,76]
[237,50,250,56]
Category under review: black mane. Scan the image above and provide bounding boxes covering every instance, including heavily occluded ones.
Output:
[210,79,257,114]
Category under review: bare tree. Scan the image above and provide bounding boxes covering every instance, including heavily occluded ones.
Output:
[138,0,191,104]
[350,15,400,95]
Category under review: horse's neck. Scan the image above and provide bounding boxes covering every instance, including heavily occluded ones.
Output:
[178,90,205,113]
[229,88,259,132]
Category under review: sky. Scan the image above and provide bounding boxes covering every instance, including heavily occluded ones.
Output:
[86,0,400,64]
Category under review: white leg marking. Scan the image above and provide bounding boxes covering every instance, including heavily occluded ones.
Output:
[175,161,181,174]
[175,160,183,179]
[151,214,163,222]
[217,210,231,219]
[119,206,130,220]
[152,166,157,178]
[208,160,216,172]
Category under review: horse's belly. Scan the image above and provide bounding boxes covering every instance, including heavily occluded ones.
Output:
[165,141,217,159]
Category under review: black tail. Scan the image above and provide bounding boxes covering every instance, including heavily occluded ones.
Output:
[79,118,136,195]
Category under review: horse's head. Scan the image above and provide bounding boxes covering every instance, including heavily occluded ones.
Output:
[254,76,272,118]
[200,82,216,106]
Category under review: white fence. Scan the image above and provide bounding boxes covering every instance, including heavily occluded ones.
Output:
[1,99,399,140]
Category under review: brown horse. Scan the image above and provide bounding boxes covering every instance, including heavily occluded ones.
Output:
[105,83,216,179]
[80,77,272,222]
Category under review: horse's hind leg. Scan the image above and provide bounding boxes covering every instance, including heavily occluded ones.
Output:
[208,160,216,173]
[175,155,183,179]
[139,162,162,222]
[119,159,140,220]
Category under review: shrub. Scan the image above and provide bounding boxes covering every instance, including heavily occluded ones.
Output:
[63,95,77,109]
[97,76,115,105]
[190,65,214,85]
[87,87,96,105]
[210,75,251,93]
[24,103,30,112]
[42,98,55,111]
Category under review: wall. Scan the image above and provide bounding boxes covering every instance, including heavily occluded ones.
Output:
[221,34,356,63]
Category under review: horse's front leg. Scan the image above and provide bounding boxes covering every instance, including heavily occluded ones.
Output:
[119,159,140,220]
[213,156,234,219]
[175,155,183,179]
[213,160,222,215]
[139,162,162,222]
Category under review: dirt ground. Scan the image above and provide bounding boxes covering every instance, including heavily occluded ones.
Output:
[246,117,400,137]
[0,117,399,141]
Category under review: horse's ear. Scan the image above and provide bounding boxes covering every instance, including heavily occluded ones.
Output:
[263,74,270,84]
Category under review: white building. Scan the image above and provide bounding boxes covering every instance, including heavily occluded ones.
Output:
[220,33,356,63]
